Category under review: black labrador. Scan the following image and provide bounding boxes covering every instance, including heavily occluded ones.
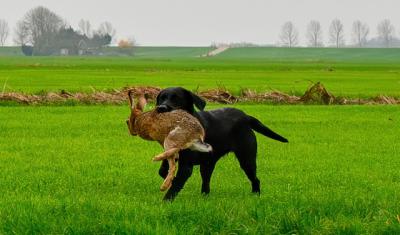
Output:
[156,87,288,200]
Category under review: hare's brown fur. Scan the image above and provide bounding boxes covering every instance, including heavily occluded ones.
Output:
[126,91,211,191]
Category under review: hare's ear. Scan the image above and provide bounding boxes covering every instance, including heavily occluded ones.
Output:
[127,90,135,110]
[136,95,147,111]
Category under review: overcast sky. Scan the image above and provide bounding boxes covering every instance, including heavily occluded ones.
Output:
[1,0,399,46]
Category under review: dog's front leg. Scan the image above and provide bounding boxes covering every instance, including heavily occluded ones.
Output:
[158,160,169,179]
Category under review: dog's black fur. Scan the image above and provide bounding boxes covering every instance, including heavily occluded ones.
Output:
[156,87,288,200]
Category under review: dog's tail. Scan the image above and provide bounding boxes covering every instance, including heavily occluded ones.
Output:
[248,116,288,143]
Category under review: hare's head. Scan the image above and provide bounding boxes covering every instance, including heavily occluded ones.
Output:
[126,90,147,135]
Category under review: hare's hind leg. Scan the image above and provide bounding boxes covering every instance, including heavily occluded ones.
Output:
[160,154,178,191]
[153,147,179,190]
[159,134,182,191]
[158,133,184,191]
[153,148,179,162]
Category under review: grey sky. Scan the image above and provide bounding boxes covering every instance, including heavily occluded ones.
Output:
[1,0,399,46]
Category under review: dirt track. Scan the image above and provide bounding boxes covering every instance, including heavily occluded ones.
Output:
[200,46,230,57]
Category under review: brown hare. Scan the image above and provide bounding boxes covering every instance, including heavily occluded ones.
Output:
[126,90,212,191]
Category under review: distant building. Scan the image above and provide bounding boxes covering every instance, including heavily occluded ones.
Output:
[60,49,69,56]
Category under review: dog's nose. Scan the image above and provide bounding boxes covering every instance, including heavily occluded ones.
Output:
[156,105,169,113]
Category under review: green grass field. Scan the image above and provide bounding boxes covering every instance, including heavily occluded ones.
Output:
[218,47,400,62]
[0,48,400,98]
[1,47,400,233]
[0,104,399,234]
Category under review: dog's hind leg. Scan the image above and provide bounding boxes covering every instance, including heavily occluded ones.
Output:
[233,128,260,194]
[200,160,217,195]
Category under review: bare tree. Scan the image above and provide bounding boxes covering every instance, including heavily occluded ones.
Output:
[14,21,29,45]
[377,19,395,47]
[329,19,345,48]
[14,6,64,53]
[351,20,369,47]
[306,20,323,47]
[0,19,9,46]
[78,19,92,37]
[279,21,299,48]
[98,21,116,38]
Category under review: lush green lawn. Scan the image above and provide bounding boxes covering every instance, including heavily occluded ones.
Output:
[0,51,400,97]
[0,104,399,234]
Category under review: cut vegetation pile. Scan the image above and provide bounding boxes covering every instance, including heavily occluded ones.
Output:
[199,88,238,104]
[241,89,300,104]
[300,82,335,104]
[1,83,399,105]
[0,86,161,105]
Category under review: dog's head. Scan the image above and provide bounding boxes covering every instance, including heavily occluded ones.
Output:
[156,87,206,113]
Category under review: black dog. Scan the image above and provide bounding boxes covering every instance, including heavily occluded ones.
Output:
[156,87,288,200]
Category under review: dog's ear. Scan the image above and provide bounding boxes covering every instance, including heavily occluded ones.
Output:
[155,91,161,105]
[191,92,206,111]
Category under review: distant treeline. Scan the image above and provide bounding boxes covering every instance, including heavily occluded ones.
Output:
[212,19,400,49]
